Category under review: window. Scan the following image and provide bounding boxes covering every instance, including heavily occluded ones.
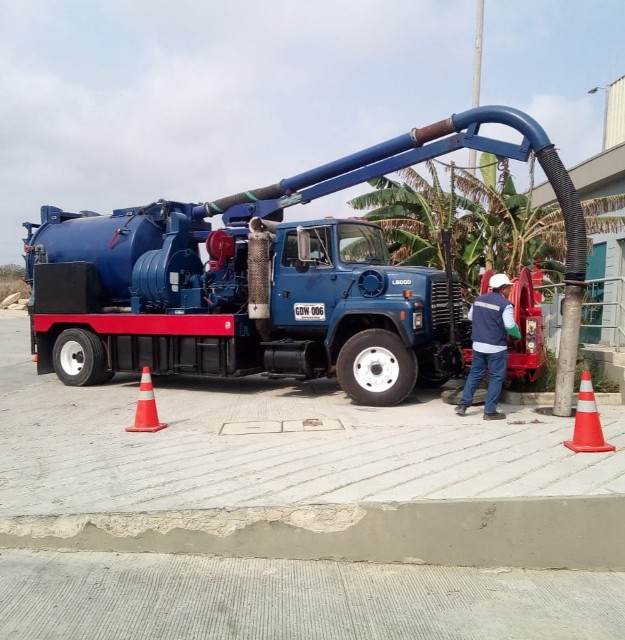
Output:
[282,227,332,267]
[338,223,389,265]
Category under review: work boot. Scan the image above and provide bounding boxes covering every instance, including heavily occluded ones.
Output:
[483,411,506,421]
[454,404,468,416]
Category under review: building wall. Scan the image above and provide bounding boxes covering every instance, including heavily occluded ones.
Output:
[606,74,625,150]
[532,142,625,347]
[532,142,625,206]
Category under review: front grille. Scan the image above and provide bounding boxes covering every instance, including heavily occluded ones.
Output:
[430,279,463,327]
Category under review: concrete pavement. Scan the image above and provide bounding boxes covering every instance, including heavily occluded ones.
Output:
[1,310,625,569]
[2,549,625,640]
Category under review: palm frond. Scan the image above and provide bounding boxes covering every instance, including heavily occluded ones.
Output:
[585,215,625,235]
[349,185,422,211]
[462,236,486,267]
[581,194,625,216]
[398,167,432,193]
[396,248,437,267]
[479,153,497,189]
[344,152,625,294]
[454,172,509,217]
[377,218,429,238]
[365,205,424,221]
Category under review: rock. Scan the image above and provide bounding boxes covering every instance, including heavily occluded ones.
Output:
[8,303,27,310]
[0,292,21,309]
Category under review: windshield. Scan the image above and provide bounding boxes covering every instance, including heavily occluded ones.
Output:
[337,222,390,265]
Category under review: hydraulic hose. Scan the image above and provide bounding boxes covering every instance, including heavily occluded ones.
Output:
[535,146,587,282]
[535,145,587,416]
[204,183,285,217]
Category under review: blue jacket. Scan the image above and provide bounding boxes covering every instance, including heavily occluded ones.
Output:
[470,291,511,347]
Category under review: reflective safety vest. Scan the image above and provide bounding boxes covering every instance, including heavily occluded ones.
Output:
[471,292,511,347]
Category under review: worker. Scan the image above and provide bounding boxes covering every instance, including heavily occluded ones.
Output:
[455,273,522,420]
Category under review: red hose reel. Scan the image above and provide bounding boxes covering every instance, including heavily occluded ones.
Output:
[464,266,546,382]
[206,229,235,271]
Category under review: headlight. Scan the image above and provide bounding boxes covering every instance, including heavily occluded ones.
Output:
[413,312,423,329]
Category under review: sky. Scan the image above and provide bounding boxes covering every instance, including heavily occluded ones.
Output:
[1,0,624,265]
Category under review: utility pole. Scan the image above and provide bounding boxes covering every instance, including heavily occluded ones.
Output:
[601,84,610,151]
[468,0,485,175]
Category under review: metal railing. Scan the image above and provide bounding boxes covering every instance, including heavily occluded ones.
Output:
[537,276,625,352]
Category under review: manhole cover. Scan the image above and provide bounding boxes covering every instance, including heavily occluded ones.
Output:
[284,418,344,432]
[220,421,282,435]
[219,418,344,435]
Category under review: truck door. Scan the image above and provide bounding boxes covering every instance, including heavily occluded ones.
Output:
[271,226,341,328]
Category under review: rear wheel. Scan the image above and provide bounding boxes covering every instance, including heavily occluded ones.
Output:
[52,328,110,386]
[337,329,417,406]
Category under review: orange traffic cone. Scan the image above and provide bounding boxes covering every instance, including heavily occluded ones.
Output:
[126,367,168,433]
[564,371,615,453]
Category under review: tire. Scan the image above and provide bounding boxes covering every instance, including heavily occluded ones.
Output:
[337,329,418,406]
[52,328,110,386]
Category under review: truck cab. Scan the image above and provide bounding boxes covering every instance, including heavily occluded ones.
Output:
[260,218,465,404]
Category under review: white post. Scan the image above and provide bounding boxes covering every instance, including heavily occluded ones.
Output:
[468,0,485,176]
[602,83,610,151]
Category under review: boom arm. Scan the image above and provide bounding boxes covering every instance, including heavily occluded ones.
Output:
[197,106,544,222]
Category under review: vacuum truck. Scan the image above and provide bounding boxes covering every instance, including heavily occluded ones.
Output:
[22,105,579,406]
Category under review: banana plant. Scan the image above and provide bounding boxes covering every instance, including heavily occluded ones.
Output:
[349,153,625,294]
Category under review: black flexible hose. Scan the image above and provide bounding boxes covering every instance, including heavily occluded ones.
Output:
[205,183,285,217]
[535,146,587,282]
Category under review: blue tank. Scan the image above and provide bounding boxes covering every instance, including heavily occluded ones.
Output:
[25,206,165,305]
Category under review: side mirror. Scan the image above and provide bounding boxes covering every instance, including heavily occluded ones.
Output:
[297,226,312,262]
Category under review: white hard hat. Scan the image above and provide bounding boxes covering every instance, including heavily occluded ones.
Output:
[489,273,513,289]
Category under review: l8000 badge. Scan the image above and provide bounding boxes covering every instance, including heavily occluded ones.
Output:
[294,303,326,321]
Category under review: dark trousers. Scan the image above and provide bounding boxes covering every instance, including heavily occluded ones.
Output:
[459,349,508,414]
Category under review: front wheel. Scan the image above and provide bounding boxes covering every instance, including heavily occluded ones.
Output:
[52,328,110,386]
[336,329,418,406]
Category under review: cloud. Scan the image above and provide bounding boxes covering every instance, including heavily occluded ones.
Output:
[0,0,615,264]
[524,94,601,168]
